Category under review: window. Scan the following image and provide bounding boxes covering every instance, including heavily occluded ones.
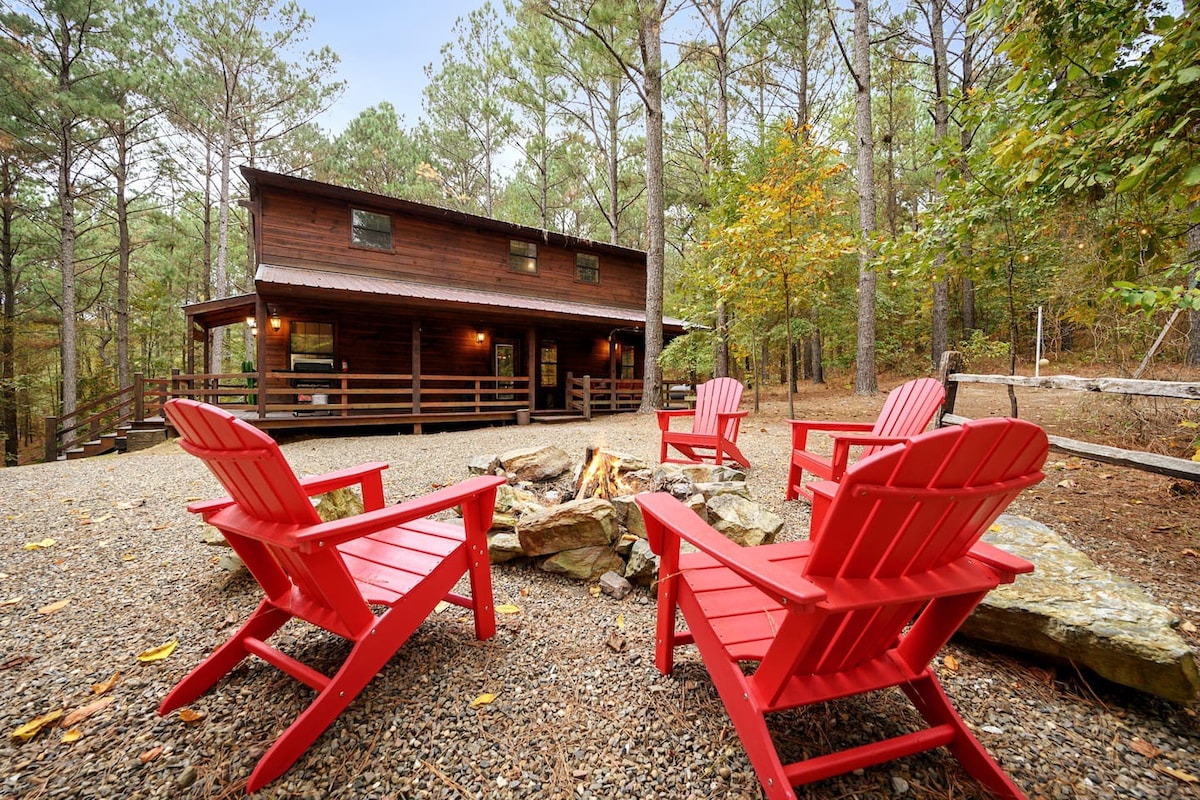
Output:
[620,347,635,380]
[509,240,538,273]
[575,253,600,284]
[290,321,334,359]
[495,343,516,400]
[351,208,392,250]
[540,342,558,387]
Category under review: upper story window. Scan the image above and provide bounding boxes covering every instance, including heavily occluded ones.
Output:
[575,253,600,284]
[351,208,392,250]
[509,240,538,274]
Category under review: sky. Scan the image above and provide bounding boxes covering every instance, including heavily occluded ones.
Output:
[300,2,484,134]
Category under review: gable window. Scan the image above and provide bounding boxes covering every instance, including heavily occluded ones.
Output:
[351,208,392,250]
[509,240,538,274]
[575,253,600,284]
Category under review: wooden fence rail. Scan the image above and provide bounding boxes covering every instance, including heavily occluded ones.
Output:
[938,351,1200,482]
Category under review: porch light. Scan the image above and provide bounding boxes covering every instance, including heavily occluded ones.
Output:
[476,330,485,344]
[246,316,256,329]
[269,310,282,332]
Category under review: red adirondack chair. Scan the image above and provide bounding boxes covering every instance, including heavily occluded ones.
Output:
[638,418,1048,800]
[657,377,750,467]
[786,376,945,500]
[159,399,504,792]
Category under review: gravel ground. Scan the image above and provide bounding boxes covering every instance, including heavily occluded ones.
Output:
[1,412,1198,800]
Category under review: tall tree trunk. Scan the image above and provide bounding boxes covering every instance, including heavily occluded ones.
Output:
[958,0,978,340]
[211,112,232,374]
[606,75,621,245]
[1188,202,1200,366]
[56,12,78,417]
[637,2,665,412]
[115,119,131,396]
[929,0,950,369]
[852,0,877,395]
[1,158,17,466]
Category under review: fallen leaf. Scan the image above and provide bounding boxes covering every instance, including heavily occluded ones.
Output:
[1182,620,1197,634]
[987,524,1002,532]
[10,709,63,741]
[1182,549,1199,558]
[151,524,170,531]
[616,613,624,630]
[470,693,496,708]
[139,745,164,764]
[61,728,82,743]
[1055,479,1077,489]
[178,708,205,725]
[1,597,22,606]
[136,639,178,662]
[37,599,71,615]
[943,654,960,671]
[495,604,521,615]
[518,586,530,596]
[23,538,57,550]
[122,554,136,562]
[61,697,113,728]
[1,655,36,670]
[606,633,627,653]
[91,514,111,524]
[115,499,145,509]
[1154,763,1199,783]
[1131,737,1162,758]
[588,585,600,597]
[92,671,121,695]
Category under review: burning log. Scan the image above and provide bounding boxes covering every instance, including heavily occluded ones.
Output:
[576,446,632,500]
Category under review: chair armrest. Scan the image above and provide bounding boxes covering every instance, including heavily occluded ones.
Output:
[656,409,695,431]
[968,540,1035,580]
[787,419,874,451]
[636,492,825,607]
[208,476,506,551]
[828,434,909,481]
[186,461,391,519]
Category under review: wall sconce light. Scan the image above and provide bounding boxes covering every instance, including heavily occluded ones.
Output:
[475,331,486,344]
[245,316,257,329]
[269,308,282,332]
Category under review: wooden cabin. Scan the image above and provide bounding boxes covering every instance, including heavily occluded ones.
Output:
[180,167,685,431]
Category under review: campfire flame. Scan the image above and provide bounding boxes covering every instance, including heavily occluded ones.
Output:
[575,447,633,500]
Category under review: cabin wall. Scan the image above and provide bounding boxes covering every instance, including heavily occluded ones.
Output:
[256,188,647,309]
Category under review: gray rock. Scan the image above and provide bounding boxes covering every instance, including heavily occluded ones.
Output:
[487,532,526,564]
[624,539,659,586]
[611,495,647,538]
[961,515,1200,703]
[706,494,782,547]
[467,453,500,476]
[692,481,751,501]
[518,496,616,556]
[599,570,633,599]
[684,493,708,521]
[541,546,625,580]
[499,445,573,482]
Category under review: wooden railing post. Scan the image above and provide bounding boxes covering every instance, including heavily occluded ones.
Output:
[171,368,182,400]
[937,351,963,426]
[134,373,145,422]
[583,375,592,420]
[44,416,58,462]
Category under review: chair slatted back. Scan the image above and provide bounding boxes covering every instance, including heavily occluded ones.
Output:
[796,418,1047,675]
[863,377,946,459]
[691,377,744,438]
[165,399,372,637]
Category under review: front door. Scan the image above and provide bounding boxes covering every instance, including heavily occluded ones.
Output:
[539,340,560,409]
[495,342,517,401]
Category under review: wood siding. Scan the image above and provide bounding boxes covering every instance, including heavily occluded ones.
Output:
[257,188,647,309]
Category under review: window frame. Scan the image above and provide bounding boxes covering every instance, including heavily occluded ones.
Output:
[349,207,393,252]
[508,240,539,274]
[574,252,600,285]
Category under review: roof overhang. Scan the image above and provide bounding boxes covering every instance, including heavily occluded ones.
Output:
[253,264,687,332]
[182,293,257,329]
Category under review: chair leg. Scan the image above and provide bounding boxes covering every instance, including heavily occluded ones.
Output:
[676,590,796,800]
[902,673,1026,800]
[159,600,292,715]
[245,600,431,793]
[785,457,801,501]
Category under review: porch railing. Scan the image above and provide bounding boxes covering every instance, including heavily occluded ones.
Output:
[566,374,643,418]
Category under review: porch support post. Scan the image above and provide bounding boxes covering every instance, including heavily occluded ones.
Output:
[411,319,422,434]
[525,327,537,412]
[256,297,268,418]
[582,375,592,421]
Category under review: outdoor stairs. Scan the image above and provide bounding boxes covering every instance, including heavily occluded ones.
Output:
[530,409,587,424]
[62,418,168,461]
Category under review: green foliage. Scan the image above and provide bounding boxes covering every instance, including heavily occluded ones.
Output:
[959,329,1011,370]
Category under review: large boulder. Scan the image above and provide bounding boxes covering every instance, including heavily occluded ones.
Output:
[517,496,617,556]
[499,445,573,482]
[611,495,647,538]
[541,545,625,580]
[961,515,1200,703]
[706,494,783,547]
[624,538,658,586]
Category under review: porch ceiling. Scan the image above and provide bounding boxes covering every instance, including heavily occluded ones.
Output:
[254,264,688,332]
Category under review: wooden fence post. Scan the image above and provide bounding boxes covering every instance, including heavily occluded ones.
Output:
[582,375,592,420]
[937,351,962,426]
[134,373,145,423]
[44,416,58,462]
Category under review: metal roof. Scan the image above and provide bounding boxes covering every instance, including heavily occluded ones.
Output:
[255,264,687,330]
